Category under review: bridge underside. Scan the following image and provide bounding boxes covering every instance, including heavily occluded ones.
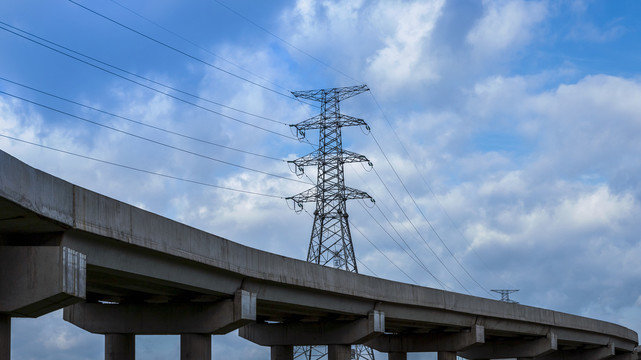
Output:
[0,150,639,360]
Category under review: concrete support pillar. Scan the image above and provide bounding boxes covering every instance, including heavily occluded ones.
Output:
[0,315,9,360]
[328,345,351,360]
[271,345,293,360]
[388,351,407,360]
[105,334,135,360]
[438,351,457,360]
[180,333,211,360]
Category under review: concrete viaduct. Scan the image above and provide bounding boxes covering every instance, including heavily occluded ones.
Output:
[0,149,639,360]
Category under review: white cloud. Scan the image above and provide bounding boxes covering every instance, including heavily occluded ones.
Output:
[281,0,446,95]
[365,0,445,92]
[466,0,548,55]
[0,97,42,142]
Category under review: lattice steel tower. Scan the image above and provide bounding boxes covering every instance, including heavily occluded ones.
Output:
[492,289,519,304]
[287,85,375,360]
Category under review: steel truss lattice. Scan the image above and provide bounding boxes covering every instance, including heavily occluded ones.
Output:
[287,86,375,360]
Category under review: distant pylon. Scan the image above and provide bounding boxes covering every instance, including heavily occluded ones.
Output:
[287,85,375,360]
[492,289,519,304]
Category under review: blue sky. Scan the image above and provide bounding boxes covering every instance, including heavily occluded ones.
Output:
[2,0,641,359]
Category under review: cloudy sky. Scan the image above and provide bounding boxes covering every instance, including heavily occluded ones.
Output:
[2,0,641,359]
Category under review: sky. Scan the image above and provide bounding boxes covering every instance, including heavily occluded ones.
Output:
[1,0,641,359]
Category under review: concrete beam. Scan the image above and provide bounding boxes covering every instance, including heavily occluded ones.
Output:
[554,328,637,352]
[0,246,85,317]
[0,314,9,360]
[609,353,637,360]
[64,290,255,334]
[461,331,557,359]
[366,325,484,352]
[537,343,615,360]
[105,334,135,360]
[239,311,384,346]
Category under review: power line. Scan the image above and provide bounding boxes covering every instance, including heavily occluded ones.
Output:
[107,0,291,93]
[212,0,364,86]
[0,76,284,162]
[371,165,468,293]
[348,162,451,290]
[0,134,285,199]
[373,90,513,293]
[0,22,295,140]
[0,20,286,125]
[359,201,451,290]
[0,90,311,185]
[368,93,498,298]
[67,0,311,104]
[349,218,418,284]
[301,206,418,287]
[369,130,474,294]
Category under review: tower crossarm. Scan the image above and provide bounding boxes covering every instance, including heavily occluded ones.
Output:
[344,186,373,201]
[289,150,372,172]
[290,115,368,139]
[285,186,372,206]
[340,150,371,165]
[286,187,317,205]
[291,85,369,102]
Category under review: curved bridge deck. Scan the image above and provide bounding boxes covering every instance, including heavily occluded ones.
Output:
[0,149,638,360]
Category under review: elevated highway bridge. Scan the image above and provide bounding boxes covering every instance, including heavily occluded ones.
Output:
[0,149,638,360]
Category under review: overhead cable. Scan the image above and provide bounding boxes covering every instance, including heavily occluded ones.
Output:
[0,76,284,162]
[349,218,419,285]
[0,22,295,139]
[107,0,290,93]
[368,95,497,298]
[370,165,469,293]
[0,90,311,185]
[358,201,451,290]
[370,91,510,294]
[0,134,285,199]
[212,0,365,86]
[67,0,313,105]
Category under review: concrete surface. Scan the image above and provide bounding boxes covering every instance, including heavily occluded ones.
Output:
[0,246,85,317]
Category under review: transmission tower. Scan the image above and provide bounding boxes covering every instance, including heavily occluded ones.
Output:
[287,85,375,360]
[492,289,519,304]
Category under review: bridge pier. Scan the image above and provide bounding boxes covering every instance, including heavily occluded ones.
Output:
[105,333,135,360]
[180,333,211,360]
[271,345,293,360]
[0,314,9,360]
[438,351,457,360]
[64,290,255,360]
[328,344,351,360]
[388,351,407,360]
